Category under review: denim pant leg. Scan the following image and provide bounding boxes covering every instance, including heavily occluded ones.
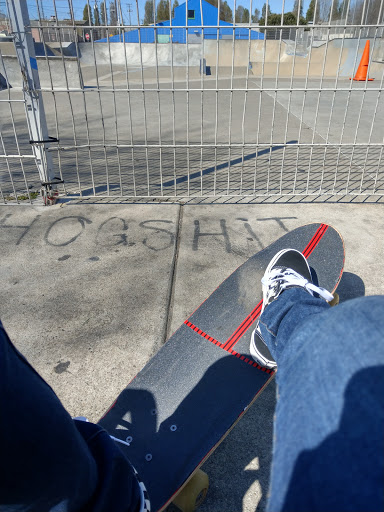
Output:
[258,289,384,512]
[0,321,141,512]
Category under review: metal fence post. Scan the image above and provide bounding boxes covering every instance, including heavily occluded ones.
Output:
[6,0,60,204]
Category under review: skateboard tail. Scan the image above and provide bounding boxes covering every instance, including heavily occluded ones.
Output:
[158,372,276,512]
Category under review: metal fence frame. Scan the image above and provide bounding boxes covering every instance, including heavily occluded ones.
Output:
[0,0,383,203]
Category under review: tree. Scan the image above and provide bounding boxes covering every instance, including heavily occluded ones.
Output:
[157,0,169,21]
[355,0,384,23]
[351,0,364,23]
[259,11,306,27]
[143,0,154,24]
[318,0,332,21]
[205,0,233,21]
[259,12,275,26]
[221,0,233,21]
[235,5,244,22]
[252,7,260,22]
[172,0,179,18]
[306,0,320,22]
[108,1,117,33]
[94,3,100,25]
[338,0,347,21]
[83,3,94,24]
[261,2,271,22]
[109,1,118,24]
[100,1,108,24]
[242,7,250,22]
[330,0,340,21]
[293,0,303,19]
[283,11,297,24]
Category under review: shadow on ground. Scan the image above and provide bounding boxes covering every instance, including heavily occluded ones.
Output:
[337,271,365,302]
[195,379,276,512]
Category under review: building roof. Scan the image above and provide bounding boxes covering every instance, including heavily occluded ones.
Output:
[97,0,263,43]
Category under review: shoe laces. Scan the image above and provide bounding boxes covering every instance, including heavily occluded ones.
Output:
[262,267,334,303]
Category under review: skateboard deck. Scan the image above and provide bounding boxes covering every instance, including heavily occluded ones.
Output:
[98,223,345,512]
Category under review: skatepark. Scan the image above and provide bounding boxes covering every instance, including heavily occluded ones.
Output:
[3,37,384,85]
[77,37,384,79]
[1,33,384,201]
[1,13,384,511]
[1,71,383,201]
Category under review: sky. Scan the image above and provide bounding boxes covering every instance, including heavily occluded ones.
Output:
[0,0,313,26]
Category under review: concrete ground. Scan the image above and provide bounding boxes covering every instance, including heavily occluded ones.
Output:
[1,201,383,511]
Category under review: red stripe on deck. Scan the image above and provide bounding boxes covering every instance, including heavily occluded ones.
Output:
[184,320,223,348]
[303,223,329,259]
[185,320,275,374]
[184,224,330,369]
[222,301,263,352]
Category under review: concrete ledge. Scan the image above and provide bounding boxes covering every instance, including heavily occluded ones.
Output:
[78,41,203,67]
[0,55,83,89]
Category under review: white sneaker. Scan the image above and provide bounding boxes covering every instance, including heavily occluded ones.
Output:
[250,249,334,369]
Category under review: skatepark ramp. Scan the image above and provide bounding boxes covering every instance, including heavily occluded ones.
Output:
[1,0,383,203]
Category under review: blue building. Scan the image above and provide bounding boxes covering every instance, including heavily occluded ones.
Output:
[97,0,263,43]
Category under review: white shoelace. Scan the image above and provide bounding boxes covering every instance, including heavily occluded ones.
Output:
[262,267,334,302]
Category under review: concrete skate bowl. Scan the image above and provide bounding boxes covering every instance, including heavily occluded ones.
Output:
[249,38,384,80]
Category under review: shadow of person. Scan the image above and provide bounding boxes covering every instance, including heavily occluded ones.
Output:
[281,366,384,512]
[99,352,275,512]
[197,379,276,512]
[99,388,157,455]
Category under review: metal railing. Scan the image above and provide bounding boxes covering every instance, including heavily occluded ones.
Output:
[0,0,383,203]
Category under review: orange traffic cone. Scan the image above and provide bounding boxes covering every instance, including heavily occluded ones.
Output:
[350,40,374,81]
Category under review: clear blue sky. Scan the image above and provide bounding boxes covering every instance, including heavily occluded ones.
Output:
[22,0,311,25]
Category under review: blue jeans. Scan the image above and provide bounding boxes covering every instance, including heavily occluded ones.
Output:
[0,321,141,512]
[259,289,384,512]
[1,293,383,512]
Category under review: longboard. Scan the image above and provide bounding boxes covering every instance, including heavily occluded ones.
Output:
[99,223,345,512]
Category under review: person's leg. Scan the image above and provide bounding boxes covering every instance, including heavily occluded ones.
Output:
[259,290,384,512]
[0,320,142,512]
